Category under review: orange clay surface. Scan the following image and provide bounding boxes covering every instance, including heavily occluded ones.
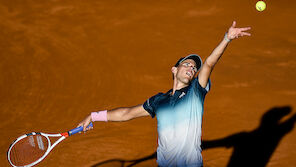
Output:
[1,0,296,166]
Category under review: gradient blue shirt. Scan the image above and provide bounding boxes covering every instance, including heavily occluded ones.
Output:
[143,77,210,167]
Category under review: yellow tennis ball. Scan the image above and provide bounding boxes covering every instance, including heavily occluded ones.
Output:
[256,1,266,12]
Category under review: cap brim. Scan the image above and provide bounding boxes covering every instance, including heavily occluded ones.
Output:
[177,54,202,72]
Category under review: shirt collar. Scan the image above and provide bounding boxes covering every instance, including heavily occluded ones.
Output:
[166,85,189,97]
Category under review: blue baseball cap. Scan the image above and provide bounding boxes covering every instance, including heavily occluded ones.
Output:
[174,54,202,72]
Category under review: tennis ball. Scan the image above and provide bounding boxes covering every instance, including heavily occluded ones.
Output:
[256,1,266,12]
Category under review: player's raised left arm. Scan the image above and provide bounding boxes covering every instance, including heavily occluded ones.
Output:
[198,21,251,88]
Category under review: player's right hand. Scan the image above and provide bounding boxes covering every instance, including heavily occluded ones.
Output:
[77,114,93,132]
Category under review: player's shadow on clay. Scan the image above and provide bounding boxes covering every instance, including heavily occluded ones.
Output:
[202,106,296,167]
[91,106,296,167]
[90,152,156,167]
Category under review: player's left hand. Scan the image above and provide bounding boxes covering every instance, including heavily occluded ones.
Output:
[227,21,251,40]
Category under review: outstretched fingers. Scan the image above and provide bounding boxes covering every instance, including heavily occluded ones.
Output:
[240,31,251,36]
[228,21,251,40]
[237,27,251,37]
[240,27,251,31]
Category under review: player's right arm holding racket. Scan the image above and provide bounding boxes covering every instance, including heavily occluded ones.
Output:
[78,104,149,131]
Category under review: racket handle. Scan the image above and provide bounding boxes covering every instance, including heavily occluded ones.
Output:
[68,122,93,136]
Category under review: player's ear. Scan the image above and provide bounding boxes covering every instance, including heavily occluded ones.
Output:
[171,67,177,80]
[171,67,177,75]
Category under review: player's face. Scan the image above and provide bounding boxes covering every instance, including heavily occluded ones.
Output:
[175,59,197,84]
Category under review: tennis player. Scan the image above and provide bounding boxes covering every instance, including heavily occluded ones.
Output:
[78,21,251,167]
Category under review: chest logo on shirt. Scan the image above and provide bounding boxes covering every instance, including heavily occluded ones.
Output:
[179,92,186,99]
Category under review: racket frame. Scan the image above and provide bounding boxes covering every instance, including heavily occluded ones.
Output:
[7,122,92,167]
[7,132,65,167]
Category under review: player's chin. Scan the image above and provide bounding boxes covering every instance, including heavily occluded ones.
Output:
[185,75,194,81]
[181,78,192,84]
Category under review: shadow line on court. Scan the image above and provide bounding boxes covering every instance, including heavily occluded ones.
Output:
[90,152,156,167]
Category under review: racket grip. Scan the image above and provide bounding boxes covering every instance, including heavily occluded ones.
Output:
[69,122,93,136]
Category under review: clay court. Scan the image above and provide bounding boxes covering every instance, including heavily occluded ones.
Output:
[1,0,296,166]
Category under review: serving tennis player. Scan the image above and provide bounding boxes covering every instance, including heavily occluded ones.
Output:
[78,21,251,167]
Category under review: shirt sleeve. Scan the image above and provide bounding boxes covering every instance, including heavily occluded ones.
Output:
[143,93,163,118]
[192,77,211,96]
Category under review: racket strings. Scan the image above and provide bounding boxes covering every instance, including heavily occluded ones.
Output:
[9,135,49,166]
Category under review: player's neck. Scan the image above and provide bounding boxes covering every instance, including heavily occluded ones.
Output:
[172,79,189,95]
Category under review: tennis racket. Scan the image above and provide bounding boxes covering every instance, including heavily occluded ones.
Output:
[7,122,93,167]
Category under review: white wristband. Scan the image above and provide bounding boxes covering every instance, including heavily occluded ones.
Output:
[224,33,231,42]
